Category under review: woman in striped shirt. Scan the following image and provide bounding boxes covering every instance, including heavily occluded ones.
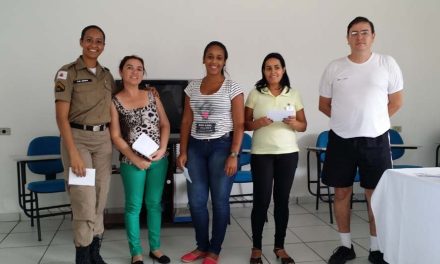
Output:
[177,41,244,264]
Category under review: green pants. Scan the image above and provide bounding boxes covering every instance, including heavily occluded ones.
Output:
[120,157,168,256]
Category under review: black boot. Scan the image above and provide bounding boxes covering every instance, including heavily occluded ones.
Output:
[76,245,91,264]
[89,236,107,264]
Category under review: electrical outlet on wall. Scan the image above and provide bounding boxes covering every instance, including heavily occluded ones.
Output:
[0,128,11,135]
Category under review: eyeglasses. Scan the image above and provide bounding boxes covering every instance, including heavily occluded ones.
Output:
[349,30,371,38]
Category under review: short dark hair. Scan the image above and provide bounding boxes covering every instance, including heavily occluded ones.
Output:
[81,25,106,42]
[347,16,375,36]
[255,52,291,93]
[203,41,228,76]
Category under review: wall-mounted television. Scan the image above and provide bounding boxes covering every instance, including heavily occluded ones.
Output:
[115,79,189,136]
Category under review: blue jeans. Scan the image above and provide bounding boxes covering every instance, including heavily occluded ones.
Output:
[186,135,235,255]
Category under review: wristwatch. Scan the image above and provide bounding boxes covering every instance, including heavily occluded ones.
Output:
[229,151,238,158]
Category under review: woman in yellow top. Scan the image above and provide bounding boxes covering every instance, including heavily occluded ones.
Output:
[245,53,307,264]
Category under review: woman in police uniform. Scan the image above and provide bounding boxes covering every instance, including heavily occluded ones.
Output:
[55,25,115,264]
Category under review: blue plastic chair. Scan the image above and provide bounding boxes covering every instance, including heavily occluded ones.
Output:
[26,136,71,241]
[230,133,253,204]
[313,131,365,224]
[238,133,252,168]
[389,129,422,169]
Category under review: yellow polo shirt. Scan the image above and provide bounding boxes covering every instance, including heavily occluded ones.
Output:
[245,86,304,154]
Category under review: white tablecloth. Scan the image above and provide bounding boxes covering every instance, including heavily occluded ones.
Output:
[371,168,440,264]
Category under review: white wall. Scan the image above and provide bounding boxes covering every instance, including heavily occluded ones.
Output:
[1,0,439,216]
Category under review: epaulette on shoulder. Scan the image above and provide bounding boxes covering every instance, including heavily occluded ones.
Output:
[103,67,110,72]
[60,61,76,70]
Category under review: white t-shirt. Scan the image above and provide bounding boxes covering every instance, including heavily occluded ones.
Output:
[319,53,403,138]
[185,79,243,140]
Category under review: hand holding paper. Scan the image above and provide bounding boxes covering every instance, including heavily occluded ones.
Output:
[183,166,192,183]
[68,167,96,186]
[132,133,159,158]
[267,110,295,122]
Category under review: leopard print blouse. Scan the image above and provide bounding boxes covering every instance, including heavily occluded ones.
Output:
[113,90,160,164]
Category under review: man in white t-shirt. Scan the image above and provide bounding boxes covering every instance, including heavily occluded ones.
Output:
[319,17,403,264]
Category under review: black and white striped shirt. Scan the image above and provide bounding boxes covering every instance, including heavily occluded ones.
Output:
[185,79,242,140]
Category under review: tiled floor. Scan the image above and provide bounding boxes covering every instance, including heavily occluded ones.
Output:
[0,201,374,264]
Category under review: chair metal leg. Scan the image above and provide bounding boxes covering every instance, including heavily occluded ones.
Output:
[316,180,320,210]
[34,192,42,241]
[436,144,440,167]
[315,156,321,210]
[30,192,34,227]
[327,186,333,224]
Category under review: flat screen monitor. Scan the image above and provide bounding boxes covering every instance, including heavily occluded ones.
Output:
[115,79,189,135]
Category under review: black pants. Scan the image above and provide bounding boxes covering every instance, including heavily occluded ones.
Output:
[250,152,298,249]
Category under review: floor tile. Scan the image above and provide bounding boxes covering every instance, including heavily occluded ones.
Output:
[58,219,73,231]
[353,210,370,221]
[40,243,75,264]
[288,213,327,227]
[230,206,253,218]
[11,218,62,233]
[0,246,47,264]
[0,221,18,233]
[51,230,73,245]
[223,228,252,248]
[290,225,339,242]
[220,245,255,263]
[161,225,195,237]
[0,231,55,247]
[0,200,388,264]
[353,237,370,251]
[301,201,332,214]
[289,203,311,214]
[349,223,371,239]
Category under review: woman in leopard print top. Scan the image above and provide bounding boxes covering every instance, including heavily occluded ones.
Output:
[110,55,171,264]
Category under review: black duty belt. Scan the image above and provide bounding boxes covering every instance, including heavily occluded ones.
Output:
[70,122,108,132]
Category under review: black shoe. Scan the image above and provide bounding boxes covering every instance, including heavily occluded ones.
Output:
[90,236,107,264]
[273,248,295,264]
[368,250,388,264]
[149,251,171,264]
[76,245,92,264]
[328,245,356,264]
[131,256,144,264]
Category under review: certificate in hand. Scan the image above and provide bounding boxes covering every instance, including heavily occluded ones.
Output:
[267,110,295,122]
[132,133,159,158]
[68,168,96,186]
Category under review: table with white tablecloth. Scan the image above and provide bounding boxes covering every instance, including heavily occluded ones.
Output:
[371,168,440,264]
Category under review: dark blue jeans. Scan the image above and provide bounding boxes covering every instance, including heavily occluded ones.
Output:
[186,135,235,255]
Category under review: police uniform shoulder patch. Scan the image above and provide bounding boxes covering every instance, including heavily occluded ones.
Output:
[55,81,65,92]
[56,70,68,80]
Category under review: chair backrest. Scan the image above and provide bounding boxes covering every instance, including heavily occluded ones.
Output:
[389,129,404,160]
[27,136,64,180]
[239,133,252,168]
[316,131,329,163]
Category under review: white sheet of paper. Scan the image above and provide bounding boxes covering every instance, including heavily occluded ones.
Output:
[68,168,96,186]
[132,133,159,158]
[183,166,192,183]
[266,110,295,122]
